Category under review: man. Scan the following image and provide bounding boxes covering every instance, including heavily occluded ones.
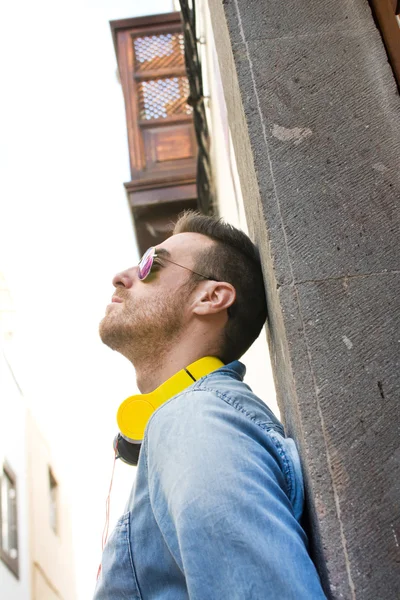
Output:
[94,211,326,599]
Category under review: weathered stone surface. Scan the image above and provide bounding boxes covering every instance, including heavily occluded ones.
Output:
[291,274,400,598]
[231,32,400,283]
[208,0,400,597]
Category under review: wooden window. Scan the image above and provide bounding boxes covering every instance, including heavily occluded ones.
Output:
[111,13,198,254]
[0,462,19,578]
[370,0,400,87]
[49,468,58,535]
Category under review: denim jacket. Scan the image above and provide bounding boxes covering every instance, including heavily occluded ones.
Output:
[93,361,326,599]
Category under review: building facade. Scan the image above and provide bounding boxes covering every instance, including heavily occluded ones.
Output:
[0,273,30,600]
[0,274,76,600]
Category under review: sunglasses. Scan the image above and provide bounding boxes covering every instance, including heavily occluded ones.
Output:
[138,246,213,281]
[137,246,235,317]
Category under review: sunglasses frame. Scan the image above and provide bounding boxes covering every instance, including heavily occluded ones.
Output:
[138,246,213,281]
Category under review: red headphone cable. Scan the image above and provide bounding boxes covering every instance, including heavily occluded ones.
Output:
[96,446,118,581]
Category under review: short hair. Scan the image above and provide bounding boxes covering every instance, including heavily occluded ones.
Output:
[173,211,267,363]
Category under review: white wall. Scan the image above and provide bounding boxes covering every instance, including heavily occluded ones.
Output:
[28,412,77,600]
[197,0,279,416]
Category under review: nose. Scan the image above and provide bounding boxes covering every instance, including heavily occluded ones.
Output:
[112,267,137,289]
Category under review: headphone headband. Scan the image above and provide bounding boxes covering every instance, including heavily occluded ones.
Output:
[116,356,224,451]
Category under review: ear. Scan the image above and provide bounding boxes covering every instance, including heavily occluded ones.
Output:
[192,281,236,317]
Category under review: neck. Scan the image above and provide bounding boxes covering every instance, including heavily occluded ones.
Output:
[132,335,220,393]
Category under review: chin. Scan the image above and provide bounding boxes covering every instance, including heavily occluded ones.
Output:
[99,314,137,355]
[99,314,118,348]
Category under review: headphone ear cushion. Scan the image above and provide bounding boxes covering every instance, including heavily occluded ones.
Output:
[117,397,155,442]
[113,434,141,466]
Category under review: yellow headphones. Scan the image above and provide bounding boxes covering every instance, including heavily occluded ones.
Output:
[114,356,224,465]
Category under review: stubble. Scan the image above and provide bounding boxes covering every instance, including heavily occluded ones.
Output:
[99,286,189,364]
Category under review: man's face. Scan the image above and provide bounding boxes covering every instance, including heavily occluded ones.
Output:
[99,232,215,359]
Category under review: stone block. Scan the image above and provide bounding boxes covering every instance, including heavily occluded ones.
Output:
[230,32,400,282]
[224,0,374,44]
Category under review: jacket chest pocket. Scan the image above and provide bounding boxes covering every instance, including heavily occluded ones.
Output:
[93,512,143,600]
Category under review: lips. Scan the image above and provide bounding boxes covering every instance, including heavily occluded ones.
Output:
[111,296,123,303]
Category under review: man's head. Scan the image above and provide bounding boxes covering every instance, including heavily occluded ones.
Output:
[172,212,267,362]
[99,211,267,365]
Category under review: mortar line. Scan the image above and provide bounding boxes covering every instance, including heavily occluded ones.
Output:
[233,1,357,596]
[293,270,400,286]
[233,23,375,44]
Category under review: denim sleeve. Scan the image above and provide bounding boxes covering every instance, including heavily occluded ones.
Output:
[145,390,326,600]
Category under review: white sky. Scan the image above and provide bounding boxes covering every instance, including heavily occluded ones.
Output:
[0,1,176,598]
[0,1,277,598]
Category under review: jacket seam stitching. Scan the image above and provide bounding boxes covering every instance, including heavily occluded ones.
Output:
[263,430,294,499]
[125,513,144,600]
[147,386,283,435]
[194,385,284,434]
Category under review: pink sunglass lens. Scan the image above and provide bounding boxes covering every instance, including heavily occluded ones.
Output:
[138,248,154,280]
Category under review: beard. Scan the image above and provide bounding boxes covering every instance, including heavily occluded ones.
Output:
[99,285,189,363]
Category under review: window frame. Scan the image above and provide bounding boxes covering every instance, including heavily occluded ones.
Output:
[110,13,195,179]
[48,467,59,536]
[0,461,19,578]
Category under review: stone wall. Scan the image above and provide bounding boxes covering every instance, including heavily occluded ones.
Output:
[207,0,400,597]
